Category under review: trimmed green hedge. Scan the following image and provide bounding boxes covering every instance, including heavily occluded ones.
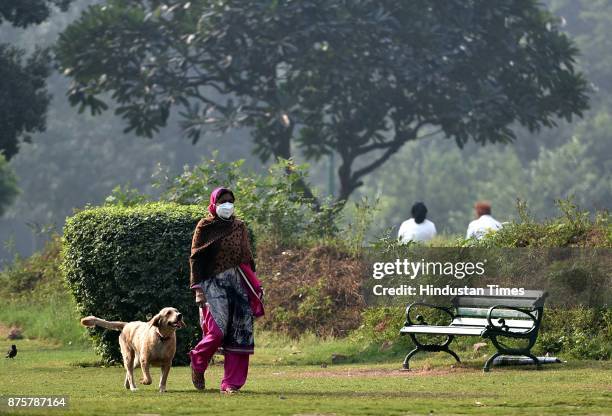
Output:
[62,203,208,365]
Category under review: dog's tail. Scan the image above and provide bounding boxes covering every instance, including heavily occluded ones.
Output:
[80,316,127,331]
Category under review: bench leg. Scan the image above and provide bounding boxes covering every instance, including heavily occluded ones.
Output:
[402,347,419,370]
[486,335,541,372]
[525,352,542,370]
[402,334,460,370]
[444,347,461,364]
[483,352,501,372]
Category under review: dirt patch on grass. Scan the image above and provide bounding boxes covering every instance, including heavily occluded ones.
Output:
[286,366,475,379]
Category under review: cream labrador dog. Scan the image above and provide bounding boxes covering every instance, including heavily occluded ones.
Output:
[81,307,185,392]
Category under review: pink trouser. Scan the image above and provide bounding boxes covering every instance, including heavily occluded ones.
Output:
[189,306,250,390]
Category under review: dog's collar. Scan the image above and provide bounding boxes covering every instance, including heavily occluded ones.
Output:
[154,327,171,342]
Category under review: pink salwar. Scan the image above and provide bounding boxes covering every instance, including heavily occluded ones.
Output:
[189,305,250,390]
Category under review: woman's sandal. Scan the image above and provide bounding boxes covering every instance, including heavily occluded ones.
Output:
[191,365,205,390]
[221,388,239,395]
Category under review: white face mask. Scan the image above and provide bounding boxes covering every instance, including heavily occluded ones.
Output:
[216,202,234,219]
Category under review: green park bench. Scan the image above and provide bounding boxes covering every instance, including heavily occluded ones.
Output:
[399,290,547,372]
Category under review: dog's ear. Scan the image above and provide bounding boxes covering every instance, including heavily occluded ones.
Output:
[150,313,162,327]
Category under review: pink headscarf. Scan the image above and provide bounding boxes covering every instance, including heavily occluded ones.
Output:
[207,187,234,217]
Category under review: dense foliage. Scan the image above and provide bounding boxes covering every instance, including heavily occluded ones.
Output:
[0,44,50,161]
[62,203,208,364]
[0,0,73,28]
[0,0,74,160]
[473,199,611,248]
[0,235,63,297]
[56,0,588,202]
[109,155,342,246]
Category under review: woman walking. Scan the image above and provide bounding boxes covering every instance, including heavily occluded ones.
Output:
[188,187,262,394]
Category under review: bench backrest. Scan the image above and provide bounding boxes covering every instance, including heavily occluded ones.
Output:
[452,290,547,309]
[450,290,547,332]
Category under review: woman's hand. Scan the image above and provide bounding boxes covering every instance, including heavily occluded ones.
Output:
[194,288,206,307]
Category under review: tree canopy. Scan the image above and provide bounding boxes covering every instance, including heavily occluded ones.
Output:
[0,0,72,28]
[0,45,51,160]
[56,0,588,203]
[0,0,74,160]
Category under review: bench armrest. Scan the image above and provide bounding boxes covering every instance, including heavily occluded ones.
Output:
[486,305,537,333]
[405,302,454,326]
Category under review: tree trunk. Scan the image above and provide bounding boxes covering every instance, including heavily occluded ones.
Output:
[270,125,322,210]
[336,150,357,207]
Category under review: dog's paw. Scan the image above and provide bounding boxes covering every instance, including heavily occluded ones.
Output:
[140,378,152,385]
[159,386,166,393]
[130,387,138,392]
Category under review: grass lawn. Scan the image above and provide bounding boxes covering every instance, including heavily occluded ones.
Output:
[0,339,611,416]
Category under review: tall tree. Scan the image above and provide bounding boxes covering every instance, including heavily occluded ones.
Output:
[0,45,50,160]
[56,0,589,203]
[0,0,73,160]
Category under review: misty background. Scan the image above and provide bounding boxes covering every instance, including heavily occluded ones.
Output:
[1,0,610,266]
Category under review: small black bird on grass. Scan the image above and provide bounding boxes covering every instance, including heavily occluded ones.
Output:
[5,344,17,358]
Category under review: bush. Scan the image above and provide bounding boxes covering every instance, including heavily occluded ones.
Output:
[352,307,410,348]
[474,199,611,248]
[536,307,612,360]
[257,245,365,338]
[0,236,86,345]
[151,154,342,246]
[0,292,85,345]
[62,203,214,365]
[0,235,64,297]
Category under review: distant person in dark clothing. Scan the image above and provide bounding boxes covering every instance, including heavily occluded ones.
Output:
[398,202,437,243]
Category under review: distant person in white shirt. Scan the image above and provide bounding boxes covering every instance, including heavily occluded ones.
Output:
[466,201,502,240]
[398,202,437,243]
